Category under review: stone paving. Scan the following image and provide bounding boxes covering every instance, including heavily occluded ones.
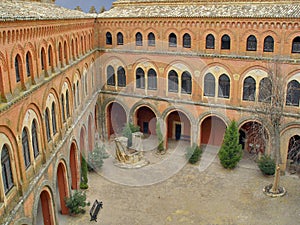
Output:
[59,141,300,225]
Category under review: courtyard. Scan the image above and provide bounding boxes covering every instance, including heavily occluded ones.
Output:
[59,141,300,225]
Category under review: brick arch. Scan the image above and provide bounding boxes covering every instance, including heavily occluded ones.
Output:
[55,160,69,215]
[69,141,79,190]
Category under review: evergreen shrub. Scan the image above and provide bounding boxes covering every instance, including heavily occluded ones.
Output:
[258,154,276,175]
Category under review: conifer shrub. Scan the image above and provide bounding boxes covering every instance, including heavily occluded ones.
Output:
[186,143,202,164]
[258,154,276,175]
[218,120,243,169]
[122,123,140,147]
[80,156,88,189]
[88,143,109,172]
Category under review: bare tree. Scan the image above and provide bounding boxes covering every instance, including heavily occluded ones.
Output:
[89,6,97,14]
[254,59,286,194]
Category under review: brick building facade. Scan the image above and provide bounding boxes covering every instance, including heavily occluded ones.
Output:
[0,0,299,224]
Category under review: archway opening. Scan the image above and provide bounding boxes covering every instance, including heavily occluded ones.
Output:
[107,102,126,139]
[135,106,157,136]
[57,162,69,215]
[70,142,78,190]
[37,190,54,225]
[167,111,191,147]
[200,116,226,146]
[288,135,300,164]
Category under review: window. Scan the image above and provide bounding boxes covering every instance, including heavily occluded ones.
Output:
[66,90,70,117]
[22,128,31,169]
[51,102,57,135]
[45,109,51,141]
[61,94,65,122]
[106,32,112,45]
[117,66,126,87]
[76,81,80,105]
[71,39,75,59]
[204,73,215,97]
[26,52,31,77]
[73,84,76,108]
[221,34,230,50]
[15,54,21,82]
[117,32,124,45]
[168,70,178,92]
[246,35,257,51]
[218,74,230,98]
[136,68,145,89]
[243,76,256,101]
[48,46,52,68]
[181,71,192,94]
[259,77,272,102]
[263,36,274,52]
[148,32,155,46]
[286,80,300,106]
[107,65,115,86]
[169,33,177,47]
[32,120,39,158]
[292,37,300,53]
[64,41,68,63]
[2,145,14,194]
[136,32,143,46]
[41,48,46,70]
[183,33,191,48]
[148,69,157,90]
[206,34,215,49]
[58,43,62,65]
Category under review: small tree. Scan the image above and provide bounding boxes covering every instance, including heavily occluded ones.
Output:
[88,143,109,172]
[186,143,202,164]
[80,155,88,189]
[218,120,243,169]
[99,6,106,13]
[89,6,97,14]
[156,121,165,153]
[74,6,83,12]
[122,123,140,147]
[258,154,276,175]
[65,190,90,215]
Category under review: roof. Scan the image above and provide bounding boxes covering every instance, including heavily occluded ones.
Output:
[0,0,94,21]
[99,1,300,19]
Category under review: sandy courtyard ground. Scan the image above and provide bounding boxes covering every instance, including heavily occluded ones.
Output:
[60,143,300,225]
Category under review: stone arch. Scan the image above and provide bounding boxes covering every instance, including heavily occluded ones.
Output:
[14,217,32,225]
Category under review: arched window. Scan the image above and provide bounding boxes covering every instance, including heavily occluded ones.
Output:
[181,71,192,94]
[117,66,126,87]
[247,35,257,51]
[76,81,80,105]
[292,37,300,53]
[64,41,68,64]
[168,70,178,92]
[263,36,274,52]
[26,52,31,77]
[218,74,230,98]
[71,39,75,59]
[107,65,115,86]
[45,109,51,141]
[148,32,155,46]
[206,34,215,49]
[61,94,65,122]
[32,120,39,158]
[41,48,47,72]
[106,32,112,45]
[243,76,256,101]
[66,90,70,117]
[15,54,21,82]
[169,33,177,47]
[183,33,191,48]
[286,80,300,106]
[221,34,230,50]
[136,68,145,89]
[136,32,143,46]
[259,77,272,102]
[51,102,57,135]
[22,128,31,169]
[204,73,215,97]
[117,32,124,45]
[2,145,14,194]
[48,46,53,68]
[148,69,157,90]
